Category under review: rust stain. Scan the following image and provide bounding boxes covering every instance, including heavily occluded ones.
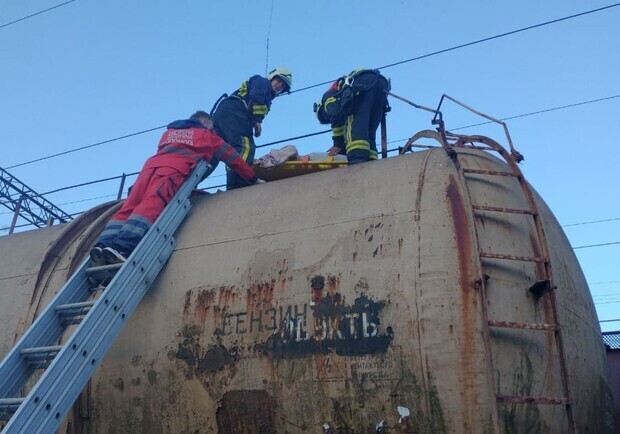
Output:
[528,229,556,378]
[528,231,545,282]
[195,288,217,326]
[327,275,340,295]
[182,290,192,324]
[216,390,276,434]
[247,280,275,312]
[446,174,475,429]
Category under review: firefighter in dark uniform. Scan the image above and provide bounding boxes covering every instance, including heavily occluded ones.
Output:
[314,69,389,165]
[213,68,293,189]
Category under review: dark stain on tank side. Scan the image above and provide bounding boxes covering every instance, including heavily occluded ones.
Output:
[111,377,124,392]
[254,294,393,358]
[130,377,141,387]
[216,390,276,434]
[175,324,236,376]
[368,234,374,242]
[147,370,157,385]
[311,275,326,304]
[446,174,476,430]
[198,345,234,373]
[130,355,142,367]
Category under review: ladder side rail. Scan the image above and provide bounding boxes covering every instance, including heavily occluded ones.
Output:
[0,260,94,398]
[3,162,208,433]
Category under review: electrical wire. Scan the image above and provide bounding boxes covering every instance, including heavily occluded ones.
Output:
[451,94,620,131]
[264,0,275,75]
[563,217,620,227]
[5,125,166,170]
[6,3,620,170]
[573,241,620,250]
[290,3,620,94]
[0,0,76,31]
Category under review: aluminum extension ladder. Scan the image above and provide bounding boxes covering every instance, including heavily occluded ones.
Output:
[445,134,577,433]
[0,160,209,433]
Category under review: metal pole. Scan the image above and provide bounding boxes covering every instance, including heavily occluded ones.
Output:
[117,173,127,200]
[9,196,23,235]
[380,114,387,159]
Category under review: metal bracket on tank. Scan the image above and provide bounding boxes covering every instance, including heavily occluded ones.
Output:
[529,279,554,299]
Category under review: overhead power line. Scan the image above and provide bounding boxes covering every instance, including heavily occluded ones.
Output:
[573,241,620,250]
[7,89,619,171]
[6,125,165,170]
[291,2,620,94]
[0,1,76,31]
[563,217,620,227]
[451,94,620,131]
[6,3,620,170]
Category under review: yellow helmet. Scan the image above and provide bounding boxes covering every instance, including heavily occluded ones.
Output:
[267,68,293,92]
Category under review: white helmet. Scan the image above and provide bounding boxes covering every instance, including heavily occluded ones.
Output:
[267,68,293,92]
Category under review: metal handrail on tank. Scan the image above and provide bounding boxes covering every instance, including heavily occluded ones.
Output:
[435,94,524,163]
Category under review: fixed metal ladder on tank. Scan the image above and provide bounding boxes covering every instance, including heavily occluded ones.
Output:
[0,160,210,434]
[444,133,577,433]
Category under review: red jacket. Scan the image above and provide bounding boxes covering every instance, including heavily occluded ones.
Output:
[143,119,258,183]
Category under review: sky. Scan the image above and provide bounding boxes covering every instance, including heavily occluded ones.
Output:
[0,1,618,330]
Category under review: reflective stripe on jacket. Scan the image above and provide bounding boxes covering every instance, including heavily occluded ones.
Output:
[231,75,274,124]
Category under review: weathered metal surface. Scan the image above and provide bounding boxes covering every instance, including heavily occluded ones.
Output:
[0,149,613,433]
[488,321,557,331]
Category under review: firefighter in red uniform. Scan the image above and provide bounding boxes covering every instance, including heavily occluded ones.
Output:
[212,68,293,189]
[314,69,389,165]
[90,111,262,265]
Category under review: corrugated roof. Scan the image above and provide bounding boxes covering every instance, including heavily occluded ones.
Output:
[602,331,620,350]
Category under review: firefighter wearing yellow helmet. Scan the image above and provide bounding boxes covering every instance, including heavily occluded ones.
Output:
[212,68,293,189]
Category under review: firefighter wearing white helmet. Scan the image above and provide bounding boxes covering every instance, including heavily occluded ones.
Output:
[212,67,293,189]
[267,68,293,94]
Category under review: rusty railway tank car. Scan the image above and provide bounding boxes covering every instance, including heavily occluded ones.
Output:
[0,134,613,433]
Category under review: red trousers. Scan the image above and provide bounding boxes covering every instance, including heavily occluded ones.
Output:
[96,166,186,253]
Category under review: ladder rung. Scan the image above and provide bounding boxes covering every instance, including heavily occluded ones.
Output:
[0,398,23,420]
[472,205,535,215]
[20,345,63,357]
[55,300,95,313]
[463,168,517,177]
[0,398,24,407]
[489,320,557,331]
[497,395,569,405]
[479,252,548,263]
[85,263,123,275]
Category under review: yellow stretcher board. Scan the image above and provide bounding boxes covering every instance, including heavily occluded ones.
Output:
[252,156,347,182]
